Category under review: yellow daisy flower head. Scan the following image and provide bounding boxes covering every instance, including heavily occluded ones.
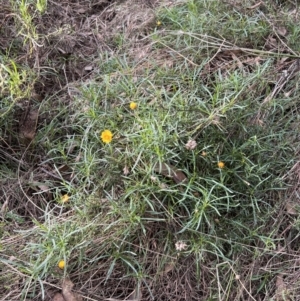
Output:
[217,161,225,169]
[101,130,113,144]
[58,260,65,269]
[156,20,162,26]
[129,102,138,110]
[61,194,69,203]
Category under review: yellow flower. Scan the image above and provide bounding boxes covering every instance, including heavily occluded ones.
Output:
[61,194,69,203]
[156,20,162,26]
[217,161,225,169]
[101,130,113,144]
[58,260,65,269]
[129,102,138,110]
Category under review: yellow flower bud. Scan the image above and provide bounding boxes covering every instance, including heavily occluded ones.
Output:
[58,260,65,269]
[61,194,69,203]
[129,102,138,110]
[217,161,225,169]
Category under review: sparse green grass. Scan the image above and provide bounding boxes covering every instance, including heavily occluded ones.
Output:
[1,0,300,300]
[0,0,43,118]
[0,57,34,118]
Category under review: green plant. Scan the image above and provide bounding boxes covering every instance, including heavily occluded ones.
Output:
[1,0,300,299]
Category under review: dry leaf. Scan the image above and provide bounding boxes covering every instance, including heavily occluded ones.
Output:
[62,279,82,301]
[76,7,87,14]
[277,27,287,37]
[38,184,50,192]
[285,201,298,215]
[123,165,130,176]
[163,262,175,275]
[19,107,39,141]
[84,65,93,71]
[266,36,278,49]
[153,163,187,184]
[276,274,288,301]
[231,53,244,70]
[52,293,65,301]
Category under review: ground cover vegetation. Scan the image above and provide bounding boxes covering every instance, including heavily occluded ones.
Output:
[1,0,300,300]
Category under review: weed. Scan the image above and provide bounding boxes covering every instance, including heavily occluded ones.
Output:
[1,0,300,300]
